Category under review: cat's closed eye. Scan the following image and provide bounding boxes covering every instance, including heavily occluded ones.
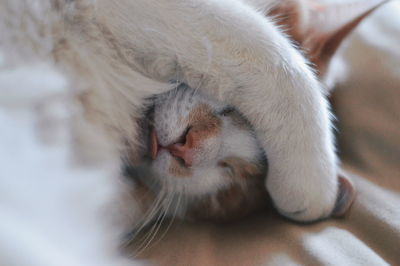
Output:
[218,105,235,116]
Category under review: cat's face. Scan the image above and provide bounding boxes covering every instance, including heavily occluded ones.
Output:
[146,85,266,198]
[131,85,268,221]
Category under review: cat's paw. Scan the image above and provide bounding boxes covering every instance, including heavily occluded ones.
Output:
[267,172,355,222]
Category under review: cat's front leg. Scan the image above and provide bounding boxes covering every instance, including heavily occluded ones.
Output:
[229,80,338,222]
[182,0,341,221]
[225,65,339,222]
[190,1,341,221]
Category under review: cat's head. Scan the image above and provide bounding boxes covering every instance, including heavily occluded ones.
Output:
[145,84,267,200]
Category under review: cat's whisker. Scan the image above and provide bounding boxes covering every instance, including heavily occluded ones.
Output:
[148,188,176,238]
[137,188,165,229]
[154,189,182,246]
[124,188,166,248]
[131,199,166,255]
[144,183,183,251]
[134,188,170,246]
[142,189,163,220]
[134,188,174,256]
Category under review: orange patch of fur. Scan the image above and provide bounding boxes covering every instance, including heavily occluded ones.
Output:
[186,103,222,146]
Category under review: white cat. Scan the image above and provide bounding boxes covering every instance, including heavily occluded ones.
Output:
[74,0,337,222]
[0,0,386,264]
[0,0,383,250]
[71,0,379,221]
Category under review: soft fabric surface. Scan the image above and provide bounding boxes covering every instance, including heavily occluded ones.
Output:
[130,2,400,265]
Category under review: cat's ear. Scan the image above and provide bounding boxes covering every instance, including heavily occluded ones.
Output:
[270,0,389,76]
[332,174,356,217]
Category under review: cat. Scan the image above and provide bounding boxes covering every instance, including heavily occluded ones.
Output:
[87,0,384,222]
[123,0,384,224]
[0,0,384,264]
[0,0,383,234]
[127,84,268,223]
[78,0,341,223]
[126,0,389,224]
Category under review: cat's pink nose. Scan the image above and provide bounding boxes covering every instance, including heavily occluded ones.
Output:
[150,128,195,166]
[166,131,194,167]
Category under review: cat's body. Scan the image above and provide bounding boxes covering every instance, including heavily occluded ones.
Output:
[0,0,379,250]
[84,0,335,222]
[0,0,385,264]
[129,85,268,222]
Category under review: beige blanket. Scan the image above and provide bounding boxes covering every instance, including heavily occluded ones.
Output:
[131,3,400,265]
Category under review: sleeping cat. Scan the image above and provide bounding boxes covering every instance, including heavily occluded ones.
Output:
[1,0,343,223]
[124,1,389,224]
[0,0,386,264]
[78,0,384,222]
[128,84,268,222]
[0,0,384,251]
